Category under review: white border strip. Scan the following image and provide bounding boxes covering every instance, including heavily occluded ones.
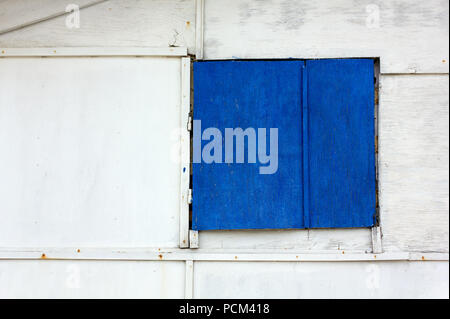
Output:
[179,57,191,248]
[0,249,447,262]
[195,0,204,59]
[0,47,188,57]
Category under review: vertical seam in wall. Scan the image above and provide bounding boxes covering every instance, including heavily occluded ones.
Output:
[302,62,310,228]
[185,259,194,299]
[195,0,204,59]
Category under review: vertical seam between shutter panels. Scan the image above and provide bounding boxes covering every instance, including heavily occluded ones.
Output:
[302,62,310,228]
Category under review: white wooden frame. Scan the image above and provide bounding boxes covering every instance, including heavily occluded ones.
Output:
[179,57,191,248]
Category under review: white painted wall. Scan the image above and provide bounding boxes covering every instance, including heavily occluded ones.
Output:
[0,260,185,298]
[0,0,448,298]
[194,261,449,299]
[0,56,182,248]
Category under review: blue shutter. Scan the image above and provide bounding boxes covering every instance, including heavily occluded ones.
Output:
[306,59,376,228]
[193,60,305,230]
[193,59,376,230]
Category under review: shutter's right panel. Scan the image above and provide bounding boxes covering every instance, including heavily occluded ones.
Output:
[306,59,376,228]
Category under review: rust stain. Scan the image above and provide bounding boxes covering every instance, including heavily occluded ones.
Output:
[1,50,4,54]
[374,255,377,259]
[158,254,163,260]
[77,249,81,253]
[422,256,425,261]
[234,256,238,260]
[342,251,345,254]
[375,136,378,154]
[41,253,46,259]
[443,59,446,63]
[186,21,191,27]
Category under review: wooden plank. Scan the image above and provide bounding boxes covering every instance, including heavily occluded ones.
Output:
[379,74,449,253]
[307,59,376,228]
[198,228,373,252]
[0,0,196,54]
[202,0,449,74]
[2,247,448,261]
[192,60,304,230]
[179,57,191,248]
[0,0,102,34]
[0,46,188,57]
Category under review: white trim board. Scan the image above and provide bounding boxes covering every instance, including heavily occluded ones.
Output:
[0,248,447,262]
[0,47,188,57]
[179,57,191,248]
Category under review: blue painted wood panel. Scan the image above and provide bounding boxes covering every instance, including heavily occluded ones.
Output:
[306,59,376,228]
[193,59,375,230]
[193,60,305,230]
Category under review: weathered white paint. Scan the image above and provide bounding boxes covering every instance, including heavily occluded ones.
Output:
[194,261,449,298]
[0,0,196,54]
[0,260,185,298]
[199,228,373,252]
[185,260,194,299]
[0,56,183,248]
[0,0,103,35]
[202,0,449,74]
[0,0,448,299]
[179,57,191,248]
[195,0,204,59]
[0,46,188,57]
[3,247,447,262]
[379,74,449,253]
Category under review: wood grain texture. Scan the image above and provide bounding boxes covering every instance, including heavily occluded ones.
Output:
[202,0,449,74]
[179,57,191,248]
[198,228,372,252]
[0,0,196,54]
[379,74,449,252]
[193,60,304,230]
[307,59,376,228]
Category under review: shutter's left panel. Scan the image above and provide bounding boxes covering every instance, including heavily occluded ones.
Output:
[0,57,182,248]
[193,60,304,230]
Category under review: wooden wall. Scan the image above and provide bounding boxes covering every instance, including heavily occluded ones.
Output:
[0,0,448,298]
